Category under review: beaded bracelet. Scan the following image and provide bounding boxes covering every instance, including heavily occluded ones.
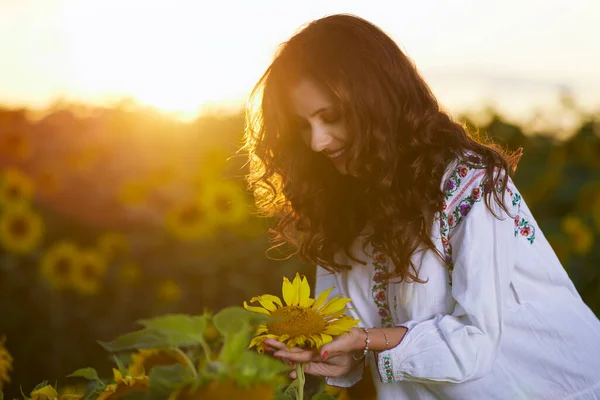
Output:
[352,327,371,360]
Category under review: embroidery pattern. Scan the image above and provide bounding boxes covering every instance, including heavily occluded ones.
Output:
[371,246,393,328]
[439,164,536,285]
[382,355,393,383]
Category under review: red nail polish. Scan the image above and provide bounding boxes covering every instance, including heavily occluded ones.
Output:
[322,351,328,361]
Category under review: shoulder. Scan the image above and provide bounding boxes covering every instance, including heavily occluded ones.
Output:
[440,156,522,236]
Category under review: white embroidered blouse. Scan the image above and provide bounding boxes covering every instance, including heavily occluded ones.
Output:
[316,159,600,400]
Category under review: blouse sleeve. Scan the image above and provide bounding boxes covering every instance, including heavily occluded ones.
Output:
[314,265,366,388]
[376,173,525,384]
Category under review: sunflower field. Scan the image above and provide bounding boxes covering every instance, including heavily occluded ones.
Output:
[0,100,599,399]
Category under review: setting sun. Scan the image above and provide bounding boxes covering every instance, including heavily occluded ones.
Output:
[56,0,264,118]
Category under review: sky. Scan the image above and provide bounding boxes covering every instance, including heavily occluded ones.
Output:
[0,0,599,123]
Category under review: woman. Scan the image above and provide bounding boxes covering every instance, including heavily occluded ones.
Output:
[243,13,600,400]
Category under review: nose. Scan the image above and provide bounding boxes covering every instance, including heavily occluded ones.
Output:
[309,124,335,153]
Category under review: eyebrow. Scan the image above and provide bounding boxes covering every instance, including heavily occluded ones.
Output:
[309,104,340,117]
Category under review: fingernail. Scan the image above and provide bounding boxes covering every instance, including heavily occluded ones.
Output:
[289,361,295,366]
[265,346,274,352]
[322,351,328,361]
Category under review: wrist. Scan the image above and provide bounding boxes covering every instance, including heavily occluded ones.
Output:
[350,327,368,352]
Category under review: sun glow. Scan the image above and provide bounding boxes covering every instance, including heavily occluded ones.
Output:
[57,0,262,119]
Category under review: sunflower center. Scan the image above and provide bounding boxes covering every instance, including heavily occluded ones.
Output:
[215,195,232,213]
[6,185,22,200]
[82,263,96,280]
[9,217,29,237]
[54,257,72,276]
[179,204,205,225]
[267,306,327,337]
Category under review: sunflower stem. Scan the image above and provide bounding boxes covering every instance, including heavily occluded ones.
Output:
[173,347,198,378]
[296,362,305,400]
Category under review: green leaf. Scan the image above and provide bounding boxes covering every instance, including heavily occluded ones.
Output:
[230,351,290,386]
[219,328,251,365]
[113,354,128,373]
[311,394,337,400]
[67,368,101,381]
[30,381,50,392]
[147,365,195,400]
[98,329,171,352]
[100,314,211,353]
[213,306,272,336]
[138,314,208,339]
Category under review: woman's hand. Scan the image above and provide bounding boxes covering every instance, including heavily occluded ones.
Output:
[265,327,365,379]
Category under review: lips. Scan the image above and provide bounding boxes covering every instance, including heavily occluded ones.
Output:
[323,148,345,160]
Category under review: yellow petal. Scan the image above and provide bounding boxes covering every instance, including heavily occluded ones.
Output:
[251,294,282,312]
[243,301,271,315]
[320,333,333,346]
[323,318,359,335]
[256,324,269,334]
[312,287,333,310]
[291,273,303,305]
[113,368,123,381]
[282,277,296,306]
[298,275,314,307]
[321,297,352,315]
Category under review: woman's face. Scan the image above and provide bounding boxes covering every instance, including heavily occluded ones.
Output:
[288,77,349,174]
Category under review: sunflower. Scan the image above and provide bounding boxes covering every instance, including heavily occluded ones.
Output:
[97,231,130,262]
[561,215,594,255]
[325,385,350,400]
[0,336,13,390]
[156,279,182,304]
[30,384,58,400]
[169,381,274,400]
[117,180,151,206]
[201,181,249,227]
[40,241,81,290]
[0,167,35,206]
[128,348,189,376]
[244,273,360,353]
[96,369,149,400]
[71,250,108,295]
[164,199,216,241]
[0,205,44,254]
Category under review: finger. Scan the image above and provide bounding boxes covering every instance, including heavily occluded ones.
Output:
[289,370,297,379]
[274,350,319,363]
[264,339,288,350]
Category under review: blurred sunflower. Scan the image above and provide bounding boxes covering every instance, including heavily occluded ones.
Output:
[201,181,249,227]
[561,215,594,255]
[0,130,32,161]
[72,250,108,295]
[165,200,216,241]
[32,167,62,196]
[97,231,130,262]
[96,369,149,400]
[244,273,360,353]
[30,384,58,400]
[157,279,182,304]
[593,195,600,232]
[117,180,151,206]
[169,381,273,400]
[118,260,142,285]
[40,241,80,290]
[128,348,189,376]
[0,167,35,206]
[0,336,13,390]
[0,205,44,254]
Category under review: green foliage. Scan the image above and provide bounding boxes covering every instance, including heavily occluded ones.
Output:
[67,368,100,382]
[98,314,210,352]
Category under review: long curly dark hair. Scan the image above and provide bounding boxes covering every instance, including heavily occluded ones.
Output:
[243,14,521,283]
